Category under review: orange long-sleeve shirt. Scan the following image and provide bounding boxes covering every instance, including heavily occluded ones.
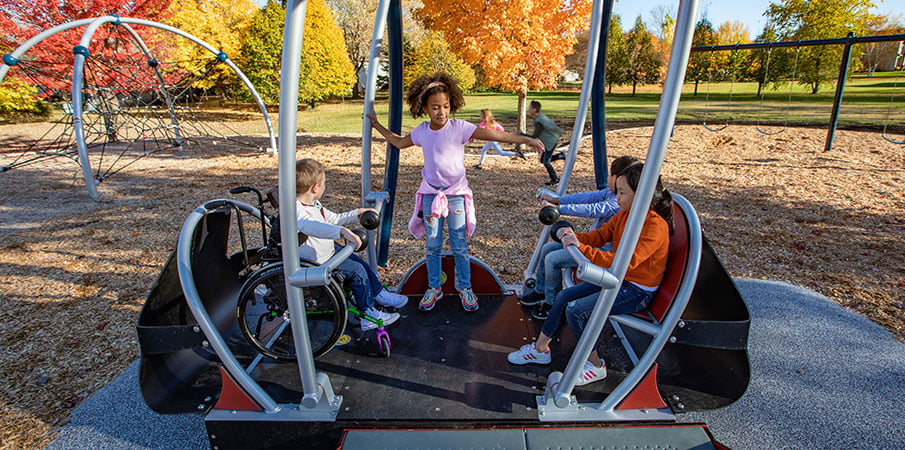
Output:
[573,209,669,288]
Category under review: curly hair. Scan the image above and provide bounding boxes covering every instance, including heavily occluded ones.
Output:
[406,72,465,118]
[620,163,674,235]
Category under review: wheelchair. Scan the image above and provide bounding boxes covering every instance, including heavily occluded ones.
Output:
[230,186,392,361]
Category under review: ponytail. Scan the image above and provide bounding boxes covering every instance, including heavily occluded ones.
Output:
[620,163,674,235]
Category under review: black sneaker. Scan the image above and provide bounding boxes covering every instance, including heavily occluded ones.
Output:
[472,164,483,170]
[516,149,527,160]
[544,180,559,186]
[531,303,552,320]
[517,291,545,306]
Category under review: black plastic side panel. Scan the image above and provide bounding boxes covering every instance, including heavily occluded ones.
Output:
[137,209,254,414]
[619,235,751,412]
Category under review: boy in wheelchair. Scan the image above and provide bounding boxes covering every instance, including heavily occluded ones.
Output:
[295,158,407,331]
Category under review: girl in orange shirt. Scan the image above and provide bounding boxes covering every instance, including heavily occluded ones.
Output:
[508,163,673,386]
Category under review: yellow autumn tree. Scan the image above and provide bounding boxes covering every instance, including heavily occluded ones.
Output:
[298,0,356,108]
[163,0,258,95]
[416,0,593,130]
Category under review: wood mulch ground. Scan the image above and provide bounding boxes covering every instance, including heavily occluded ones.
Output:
[0,124,903,449]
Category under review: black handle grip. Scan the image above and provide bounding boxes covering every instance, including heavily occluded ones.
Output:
[360,210,380,230]
[538,205,560,225]
[229,186,254,195]
[549,220,574,243]
[351,228,369,252]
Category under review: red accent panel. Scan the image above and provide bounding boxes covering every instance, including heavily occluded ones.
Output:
[616,364,667,410]
[398,255,503,296]
[213,367,262,412]
[647,203,690,322]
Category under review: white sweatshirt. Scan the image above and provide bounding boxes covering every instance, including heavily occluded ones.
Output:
[295,200,358,264]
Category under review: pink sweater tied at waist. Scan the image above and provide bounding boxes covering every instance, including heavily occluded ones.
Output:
[408,175,477,239]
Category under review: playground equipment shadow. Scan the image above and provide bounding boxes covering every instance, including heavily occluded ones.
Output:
[45,279,905,449]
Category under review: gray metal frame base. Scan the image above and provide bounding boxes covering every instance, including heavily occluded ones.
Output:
[536,395,675,422]
[207,396,343,423]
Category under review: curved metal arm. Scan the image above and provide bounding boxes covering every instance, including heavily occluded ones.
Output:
[561,245,620,289]
[287,242,356,288]
[177,200,279,413]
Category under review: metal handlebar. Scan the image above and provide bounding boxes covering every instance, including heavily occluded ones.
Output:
[288,242,357,288]
[562,245,620,289]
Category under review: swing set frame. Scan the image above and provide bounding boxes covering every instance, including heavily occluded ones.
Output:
[691,32,905,150]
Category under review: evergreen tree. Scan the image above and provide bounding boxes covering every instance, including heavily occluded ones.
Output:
[686,18,716,95]
[298,0,355,107]
[605,16,629,94]
[238,0,284,103]
[624,16,661,96]
[239,0,354,107]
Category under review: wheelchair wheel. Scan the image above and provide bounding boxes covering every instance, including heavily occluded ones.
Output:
[236,263,347,361]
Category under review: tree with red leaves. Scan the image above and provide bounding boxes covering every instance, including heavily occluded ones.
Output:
[0,0,173,100]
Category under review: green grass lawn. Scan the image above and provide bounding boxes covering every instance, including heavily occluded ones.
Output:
[291,72,903,134]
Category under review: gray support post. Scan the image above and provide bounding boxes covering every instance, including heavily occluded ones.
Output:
[825,32,855,152]
[550,0,700,412]
[377,0,404,267]
[361,0,391,269]
[523,0,604,286]
[276,0,332,411]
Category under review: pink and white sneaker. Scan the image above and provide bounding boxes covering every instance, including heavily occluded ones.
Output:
[507,344,552,365]
[574,360,607,386]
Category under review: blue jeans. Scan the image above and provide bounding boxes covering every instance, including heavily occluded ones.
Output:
[478,141,516,165]
[336,248,383,311]
[533,242,578,306]
[422,194,470,290]
[540,148,558,182]
[540,281,653,342]
[565,282,654,346]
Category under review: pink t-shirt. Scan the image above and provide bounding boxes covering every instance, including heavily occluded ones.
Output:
[479,119,504,132]
[410,118,477,187]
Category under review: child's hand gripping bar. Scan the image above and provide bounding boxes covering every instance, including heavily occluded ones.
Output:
[289,226,369,289]
[538,206,620,290]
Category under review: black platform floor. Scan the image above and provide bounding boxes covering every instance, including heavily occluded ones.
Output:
[248,294,626,421]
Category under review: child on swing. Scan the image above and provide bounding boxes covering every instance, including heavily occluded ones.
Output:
[508,163,673,385]
[367,72,544,312]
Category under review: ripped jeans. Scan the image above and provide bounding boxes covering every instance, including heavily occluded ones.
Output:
[422,193,470,290]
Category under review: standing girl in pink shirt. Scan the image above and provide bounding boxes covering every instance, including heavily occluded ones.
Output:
[368,72,543,312]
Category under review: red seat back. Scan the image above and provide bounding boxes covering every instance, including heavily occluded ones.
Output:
[647,202,690,322]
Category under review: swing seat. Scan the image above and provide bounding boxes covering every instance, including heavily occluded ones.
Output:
[606,194,751,412]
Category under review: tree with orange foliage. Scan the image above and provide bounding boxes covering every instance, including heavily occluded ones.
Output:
[415,0,593,131]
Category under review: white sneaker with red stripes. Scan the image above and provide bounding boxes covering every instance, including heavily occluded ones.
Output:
[507,344,552,365]
[574,360,607,386]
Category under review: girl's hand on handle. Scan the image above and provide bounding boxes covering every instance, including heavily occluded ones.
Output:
[357,207,378,216]
[560,228,579,248]
[365,111,379,127]
[539,194,559,205]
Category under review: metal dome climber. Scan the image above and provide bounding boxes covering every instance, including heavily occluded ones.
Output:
[0,16,277,200]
